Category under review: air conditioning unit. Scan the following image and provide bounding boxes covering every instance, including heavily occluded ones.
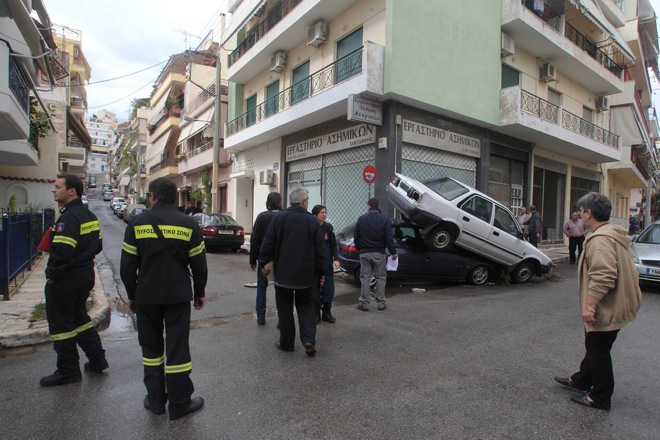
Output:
[501,32,515,57]
[270,51,286,72]
[259,169,275,186]
[541,63,556,82]
[596,96,610,111]
[307,21,327,47]
[61,162,69,173]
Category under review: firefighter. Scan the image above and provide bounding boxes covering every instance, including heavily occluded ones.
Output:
[120,177,208,421]
[41,174,108,387]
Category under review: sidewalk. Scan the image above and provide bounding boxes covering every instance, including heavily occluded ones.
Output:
[0,241,566,350]
[0,255,110,351]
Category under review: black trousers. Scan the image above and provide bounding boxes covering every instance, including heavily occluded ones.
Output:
[136,302,194,412]
[568,236,585,263]
[45,267,105,376]
[275,285,316,351]
[571,329,619,406]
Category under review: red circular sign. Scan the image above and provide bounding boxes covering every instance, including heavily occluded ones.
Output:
[362,165,377,184]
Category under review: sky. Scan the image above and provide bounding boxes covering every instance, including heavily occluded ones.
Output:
[46,0,230,122]
[44,0,660,123]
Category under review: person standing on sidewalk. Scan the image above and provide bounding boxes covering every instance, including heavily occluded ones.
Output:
[354,198,397,312]
[259,187,325,356]
[121,177,208,420]
[249,192,282,325]
[554,192,642,410]
[311,204,340,324]
[525,205,542,248]
[41,174,108,387]
[563,211,586,264]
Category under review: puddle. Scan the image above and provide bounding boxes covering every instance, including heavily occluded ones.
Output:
[99,298,136,335]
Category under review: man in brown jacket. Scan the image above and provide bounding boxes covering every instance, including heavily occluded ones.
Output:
[554,192,642,410]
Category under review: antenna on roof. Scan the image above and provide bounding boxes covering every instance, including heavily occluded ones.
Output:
[175,29,203,50]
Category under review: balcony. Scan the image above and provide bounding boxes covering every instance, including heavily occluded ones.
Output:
[227,0,361,84]
[0,53,30,142]
[500,86,621,163]
[226,42,384,152]
[148,161,178,180]
[177,141,215,175]
[607,145,650,189]
[0,139,39,166]
[596,0,625,28]
[59,144,86,160]
[502,0,626,95]
[148,110,182,140]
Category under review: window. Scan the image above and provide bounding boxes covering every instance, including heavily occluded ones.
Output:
[501,64,520,88]
[494,206,520,236]
[336,27,363,83]
[265,81,280,117]
[461,196,493,223]
[246,94,257,126]
[580,106,594,138]
[291,61,310,105]
[547,89,561,106]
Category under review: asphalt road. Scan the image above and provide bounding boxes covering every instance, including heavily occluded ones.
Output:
[2,193,659,439]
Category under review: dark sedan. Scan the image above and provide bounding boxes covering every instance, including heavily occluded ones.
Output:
[337,220,500,286]
[192,213,245,252]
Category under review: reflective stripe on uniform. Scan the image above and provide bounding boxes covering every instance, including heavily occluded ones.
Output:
[143,355,165,367]
[122,242,138,255]
[134,224,193,241]
[165,362,192,374]
[52,235,77,247]
[80,220,100,235]
[189,242,205,257]
[50,320,94,341]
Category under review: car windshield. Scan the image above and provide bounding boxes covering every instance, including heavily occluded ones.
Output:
[421,177,470,201]
[635,224,660,244]
[206,214,238,226]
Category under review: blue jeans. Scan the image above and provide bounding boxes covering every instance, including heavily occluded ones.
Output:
[255,263,268,319]
[359,252,387,306]
[314,244,335,304]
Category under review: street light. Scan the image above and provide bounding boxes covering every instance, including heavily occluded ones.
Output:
[185,49,222,213]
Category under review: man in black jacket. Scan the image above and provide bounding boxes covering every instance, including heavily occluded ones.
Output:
[354,198,397,311]
[259,187,325,356]
[249,192,281,325]
[121,177,208,420]
[41,174,107,387]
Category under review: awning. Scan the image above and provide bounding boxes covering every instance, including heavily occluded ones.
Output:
[177,107,215,145]
[121,167,131,175]
[610,106,644,146]
[148,85,173,126]
[147,132,171,161]
[67,108,92,148]
[118,176,130,186]
[230,170,254,179]
[567,0,635,62]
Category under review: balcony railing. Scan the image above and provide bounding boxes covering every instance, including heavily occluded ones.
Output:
[521,91,559,123]
[187,140,214,159]
[228,0,303,67]
[9,57,29,112]
[227,47,363,136]
[564,23,623,77]
[150,161,165,173]
[520,90,619,149]
[521,0,562,32]
[181,81,228,117]
[561,110,619,149]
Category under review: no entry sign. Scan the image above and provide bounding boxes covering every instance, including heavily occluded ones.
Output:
[362,165,377,184]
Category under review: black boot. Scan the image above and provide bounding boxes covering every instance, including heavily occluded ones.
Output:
[322,303,336,323]
[315,304,322,324]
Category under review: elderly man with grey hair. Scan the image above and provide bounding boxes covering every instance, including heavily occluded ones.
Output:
[259,187,326,356]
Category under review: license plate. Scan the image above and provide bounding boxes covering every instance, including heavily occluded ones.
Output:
[646,268,660,275]
[218,230,233,235]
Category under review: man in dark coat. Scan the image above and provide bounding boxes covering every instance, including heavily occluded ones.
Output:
[259,187,325,356]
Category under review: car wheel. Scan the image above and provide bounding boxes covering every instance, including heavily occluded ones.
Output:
[425,225,454,250]
[511,261,535,283]
[466,265,491,285]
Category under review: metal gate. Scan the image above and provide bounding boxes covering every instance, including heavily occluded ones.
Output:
[533,167,565,242]
[489,155,525,214]
[401,144,477,186]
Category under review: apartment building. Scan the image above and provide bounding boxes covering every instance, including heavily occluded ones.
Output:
[222,0,658,240]
[85,119,114,181]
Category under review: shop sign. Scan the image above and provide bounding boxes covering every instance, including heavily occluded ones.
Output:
[286,124,376,161]
[402,119,481,158]
[348,94,382,125]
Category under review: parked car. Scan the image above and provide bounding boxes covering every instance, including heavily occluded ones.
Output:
[387,173,552,283]
[123,204,147,223]
[103,191,114,201]
[111,197,125,211]
[631,220,660,286]
[116,202,129,218]
[192,213,245,252]
[81,195,89,208]
[337,220,500,286]
[88,176,96,188]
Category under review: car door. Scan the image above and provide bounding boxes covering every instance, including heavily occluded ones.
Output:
[456,195,494,255]
[485,205,528,265]
[391,224,424,278]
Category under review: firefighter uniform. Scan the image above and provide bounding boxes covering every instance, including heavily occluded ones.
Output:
[45,198,106,379]
[120,202,207,415]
